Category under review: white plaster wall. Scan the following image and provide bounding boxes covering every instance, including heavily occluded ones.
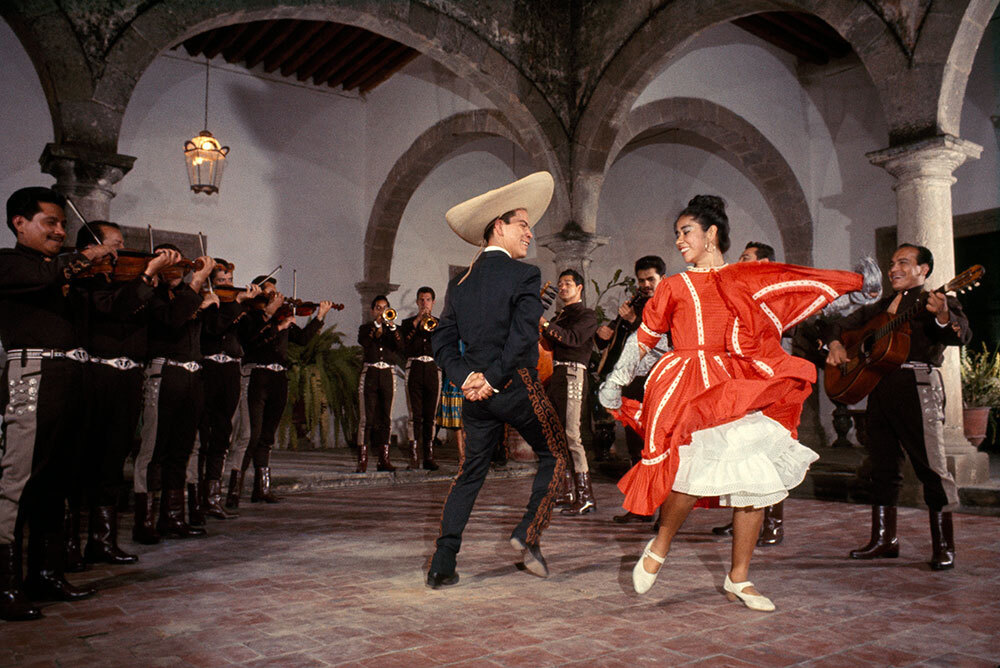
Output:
[0,21,57,246]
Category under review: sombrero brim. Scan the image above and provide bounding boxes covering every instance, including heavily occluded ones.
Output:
[445,171,554,245]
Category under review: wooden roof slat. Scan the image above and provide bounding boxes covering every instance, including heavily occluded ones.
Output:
[327,39,398,89]
[263,21,326,73]
[732,15,829,65]
[342,42,410,90]
[297,26,363,81]
[225,20,275,63]
[245,20,300,69]
[280,23,344,77]
[757,12,840,58]
[182,31,213,57]
[313,32,381,86]
[357,49,420,94]
[204,23,250,60]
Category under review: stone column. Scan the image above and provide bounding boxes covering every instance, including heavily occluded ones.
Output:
[868,134,988,485]
[354,280,399,325]
[536,225,609,305]
[39,143,135,231]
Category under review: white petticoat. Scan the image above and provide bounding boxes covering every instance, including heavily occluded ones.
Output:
[671,412,818,508]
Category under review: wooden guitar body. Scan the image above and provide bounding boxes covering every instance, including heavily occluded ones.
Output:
[537,338,554,385]
[824,313,911,404]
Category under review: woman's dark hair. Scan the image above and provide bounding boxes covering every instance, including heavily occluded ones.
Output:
[677,195,730,254]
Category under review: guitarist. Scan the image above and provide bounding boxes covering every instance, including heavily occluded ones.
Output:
[595,255,665,524]
[825,244,970,570]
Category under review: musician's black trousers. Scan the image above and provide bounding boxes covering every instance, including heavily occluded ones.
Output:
[151,365,204,491]
[199,360,242,481]
[430,369,568,575]
[0,358,82,544]
[86,364,144,506]
[359,366,394,448]
[241,369,288,471]
[405,359,440,446]
[865,367,959,510]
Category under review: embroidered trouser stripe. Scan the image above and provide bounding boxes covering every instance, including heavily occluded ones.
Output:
[225,367,252,472]
[134,361,164,494]
[546,365,587,472]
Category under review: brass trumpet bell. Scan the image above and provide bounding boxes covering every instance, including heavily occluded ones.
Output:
[381,308,397,328]
[422,316,439,332]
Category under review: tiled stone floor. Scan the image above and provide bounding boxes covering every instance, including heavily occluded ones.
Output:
[4,476,999,667]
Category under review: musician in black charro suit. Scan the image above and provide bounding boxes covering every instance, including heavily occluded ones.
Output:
[826,244,970,570]
[426,172,569,588]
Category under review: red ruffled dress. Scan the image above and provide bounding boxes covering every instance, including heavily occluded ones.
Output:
[615,262,863,516]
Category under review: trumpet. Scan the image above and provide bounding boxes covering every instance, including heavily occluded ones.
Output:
[421,315,439,332]
[381,308,397,329]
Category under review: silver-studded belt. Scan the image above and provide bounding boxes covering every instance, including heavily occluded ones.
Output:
[91,356,141,371]
[245,363,286,373]
[205,353,241,364]
[408,356,435,363]
[901,362,937,371]
[554,361,587,370]
[364,362,393,370]
[150,357,201,373]
[7,348,90,363]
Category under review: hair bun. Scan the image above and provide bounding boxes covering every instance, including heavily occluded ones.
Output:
[687,195,726,214]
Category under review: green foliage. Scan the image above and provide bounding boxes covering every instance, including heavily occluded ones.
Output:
[279,324,362,450]
[590,268,635,323]
[960,344,1000,408]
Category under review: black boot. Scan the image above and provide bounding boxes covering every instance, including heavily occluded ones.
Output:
[204,479,237,519]
[187,484,206,527]
[849,505,899,559]
[24,533,96,602]
[553,467,576,509]
[157,489,206,539]
[225,470,244,509]
[84,506,138,565]
[422,439,439,471]
[561,472,596,515]
[356,443,368,473]
[407,440,419,470]
[64,504,86,573]
[0,541,41,622]
[376,444,395,472]
[132,492,160,545]
[711,521,734,536]
[757,501,784,546]
[929,510,955,570]
[251,467,280,503]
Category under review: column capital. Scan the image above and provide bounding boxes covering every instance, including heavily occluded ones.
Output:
[536,228,610,265]
[354,281,400,324]
[39,142,136,225]
[866,134,982,182]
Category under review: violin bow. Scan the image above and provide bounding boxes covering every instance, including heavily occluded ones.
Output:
[63,198,106,249]
[254,265,282,285]
[197,231,214,294]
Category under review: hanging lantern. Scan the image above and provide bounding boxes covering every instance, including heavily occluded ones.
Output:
[183,57,230,195]
[184,130,229,194]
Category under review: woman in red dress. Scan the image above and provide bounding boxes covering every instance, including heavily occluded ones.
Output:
[601,195,865,611]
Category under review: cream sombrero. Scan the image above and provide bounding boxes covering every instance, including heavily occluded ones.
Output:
[445,171,554,245]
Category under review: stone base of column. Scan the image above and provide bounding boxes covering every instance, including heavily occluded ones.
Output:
[943,426,990,485]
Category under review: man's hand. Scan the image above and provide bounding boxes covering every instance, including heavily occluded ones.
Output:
[618,301,636,323]
[80,242,118,263]
[199,291,220,310]
[276,315,295,331]
[316,300,334,319]
[462,372,494,401]
[825,340,849,366]
[926,291,950,324]
[538,316,548,328]
[596,324,614,341]
[145,248,181,276]
[236,282,262,303]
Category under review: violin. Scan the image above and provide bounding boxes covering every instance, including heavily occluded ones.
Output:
[274,298,345,319]
[76,249,204,282]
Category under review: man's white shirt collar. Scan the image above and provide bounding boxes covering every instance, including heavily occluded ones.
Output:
[484,245,511,257]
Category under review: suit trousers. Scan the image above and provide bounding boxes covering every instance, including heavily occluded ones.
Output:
[405,359,441,446]
[358,365,395,448]
[199,359,242,481]
[136,362,204,493]
[865,367,959,510]
[241,368,288,471]
[86,364,144,506]
[430,369,568,574]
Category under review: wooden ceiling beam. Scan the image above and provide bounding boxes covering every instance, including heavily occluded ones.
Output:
[732,15,829,65]
[357,49,419,94]
[297,26,362,81]
[312,32,380,85]
[245,20,299,69]
[757,12,839,58]
[342,42,410,90]
[225,20,275,63]
[280,23,344,77]
[263,21,325,73]
[181,30,214,58]
[327,39,398,89]
[204,23,249,60]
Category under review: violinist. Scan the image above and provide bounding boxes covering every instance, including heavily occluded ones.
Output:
[71,222,181,569]
[400,287,441,471]
[0,187,117,622]
[197,260,260,521]
[234,278,333,505]
[539,269,599,516]
[357,295,403,473]
[133,243,216,543]
[595,255,664,525]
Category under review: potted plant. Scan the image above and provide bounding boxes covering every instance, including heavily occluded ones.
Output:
[279,324,362,450]
[959,344,1000,447]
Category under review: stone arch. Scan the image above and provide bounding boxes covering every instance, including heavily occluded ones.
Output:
[362,108,558,286]
[608,97,812,265]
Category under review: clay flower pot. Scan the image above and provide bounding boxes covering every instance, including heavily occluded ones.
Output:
[963,406,992,447]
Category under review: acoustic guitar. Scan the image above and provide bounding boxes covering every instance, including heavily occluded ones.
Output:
[536,281,559,385]
[824,265,984,405]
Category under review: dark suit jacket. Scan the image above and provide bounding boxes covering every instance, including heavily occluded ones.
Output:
[432,250,542,391]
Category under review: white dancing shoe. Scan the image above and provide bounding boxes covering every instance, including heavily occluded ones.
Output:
[723,574,775,612]
[632,538,665,594]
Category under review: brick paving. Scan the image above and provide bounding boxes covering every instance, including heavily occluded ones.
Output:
[3,473,999,667]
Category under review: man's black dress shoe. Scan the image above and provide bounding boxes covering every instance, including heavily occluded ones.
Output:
[425,571,459,589]
[510,536,549,578]
[612,511,653,524]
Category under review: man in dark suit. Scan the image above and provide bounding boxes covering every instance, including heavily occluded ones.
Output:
[426,172,569,588]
